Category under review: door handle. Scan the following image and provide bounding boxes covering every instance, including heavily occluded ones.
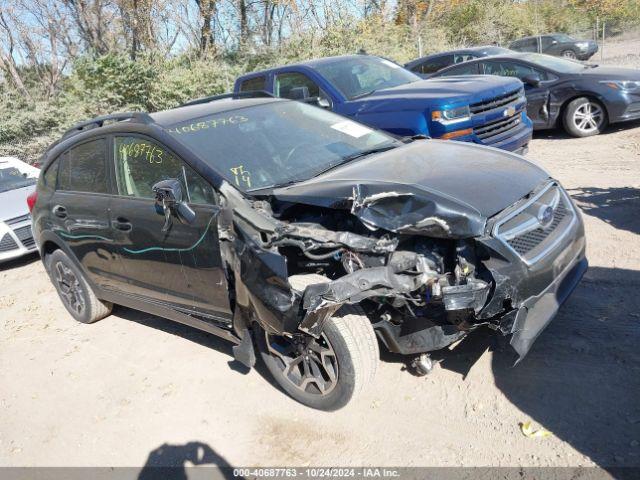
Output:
[112,217,132,232]
[52,205,67,218]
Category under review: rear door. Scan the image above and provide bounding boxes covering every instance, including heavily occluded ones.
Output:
[50,138,120,290]
[540,35,557,54]
[514,38,538,53]
[108,134,232,321]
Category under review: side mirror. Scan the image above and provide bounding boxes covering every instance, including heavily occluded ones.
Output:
[152,179,195,232]
[522,74,542,88]
[317,97,331,109]
[288,86,310,100]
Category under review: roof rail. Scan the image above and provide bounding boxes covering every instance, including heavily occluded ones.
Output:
[62,112,154,139]
[180,90,274,108]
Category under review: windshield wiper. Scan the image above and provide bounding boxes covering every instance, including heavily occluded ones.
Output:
[350,89,377,99]
[312,144,399,177]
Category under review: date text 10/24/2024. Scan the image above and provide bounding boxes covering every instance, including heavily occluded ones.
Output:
[232,468,401,478]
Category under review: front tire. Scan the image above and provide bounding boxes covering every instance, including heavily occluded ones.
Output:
[45,250,113,324]
[562,49,577,59]
[257,305,378,410]
[563,97,607,137]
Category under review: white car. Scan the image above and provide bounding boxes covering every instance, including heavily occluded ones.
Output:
[0,157,40,262]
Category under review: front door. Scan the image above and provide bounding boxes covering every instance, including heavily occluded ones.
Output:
[481,60,552,128]
[108,134,232,322]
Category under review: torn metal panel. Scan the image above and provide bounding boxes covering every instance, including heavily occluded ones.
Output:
[301,266,427,312]
[349,183,481,238]
[275,222,398,253]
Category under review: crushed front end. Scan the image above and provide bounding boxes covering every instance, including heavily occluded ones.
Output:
[217,175,586,365]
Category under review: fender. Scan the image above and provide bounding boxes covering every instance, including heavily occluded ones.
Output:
[37,231,104,297]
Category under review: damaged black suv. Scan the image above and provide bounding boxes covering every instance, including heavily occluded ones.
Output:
[32,94,587,410]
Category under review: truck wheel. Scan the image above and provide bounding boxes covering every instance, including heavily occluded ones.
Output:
[563,97,607,137]
[257,275,378,410]
[45,250,113,324]
[562,49,577,59]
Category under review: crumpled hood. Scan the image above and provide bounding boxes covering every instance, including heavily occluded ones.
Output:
[0,185,34,222]
[355,75,523,108]
[271,140,550,238]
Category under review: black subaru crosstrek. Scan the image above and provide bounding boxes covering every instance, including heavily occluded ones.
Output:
[31,94,587,410]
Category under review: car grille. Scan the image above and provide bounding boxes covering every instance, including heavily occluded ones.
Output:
[493,183,577,265]
[474,115,521,141]
[0,233,18,252]
[13,225,35,249]
[5,213,30,226]
[469,88,523,114]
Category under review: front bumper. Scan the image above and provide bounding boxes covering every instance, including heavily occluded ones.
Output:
[576,44,598,60]
[508,245,587,360]
[599,88,640,124]
[479,183,587,360]
[0,219,38,263]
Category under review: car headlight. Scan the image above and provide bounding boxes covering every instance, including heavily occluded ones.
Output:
[575,41,589,50]
[432,105,471,124]
[601,80,640,93]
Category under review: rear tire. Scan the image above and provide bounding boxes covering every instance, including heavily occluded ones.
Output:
[562,49,577,59]
[257,274,378,410]
[45,250,112,324]
[563,97,607,137]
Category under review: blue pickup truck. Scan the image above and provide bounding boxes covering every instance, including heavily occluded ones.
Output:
[234,55,533,153]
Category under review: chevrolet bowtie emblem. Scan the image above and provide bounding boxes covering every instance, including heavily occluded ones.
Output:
[504,106,516,117]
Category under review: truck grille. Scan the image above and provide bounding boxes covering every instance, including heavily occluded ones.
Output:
[474,115,521,141]
[0,233,18,252]
[493,183,577,265]
[14,225,35,249]
[469,88,523,114]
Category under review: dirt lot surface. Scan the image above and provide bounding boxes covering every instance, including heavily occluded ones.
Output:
[1,37,639,471]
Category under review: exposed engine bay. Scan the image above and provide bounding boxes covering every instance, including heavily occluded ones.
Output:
[217,181,503,361]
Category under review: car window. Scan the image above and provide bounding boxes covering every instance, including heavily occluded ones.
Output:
[313,56,419,100]
[42,159,59,189]
[519,53,586,73]
[113,136,216,205]
[481,61,548,81]
[239,76,267,92]
[438,62,480,76]
[513,38,537,52]
[415,55,454,74]
[541,36,555,49]
[453,53,475,64]
[275,72,325,100]
[57,139,108,194]
[554,34,574,43]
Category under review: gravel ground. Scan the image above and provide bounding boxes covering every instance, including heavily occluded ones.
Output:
[1,37,639,472]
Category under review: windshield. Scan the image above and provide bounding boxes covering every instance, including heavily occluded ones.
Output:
[165,101,399,191]
[520,53,586,73]
[0,166,37,193]
[313,56,420,100]
[553,34,575,43]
